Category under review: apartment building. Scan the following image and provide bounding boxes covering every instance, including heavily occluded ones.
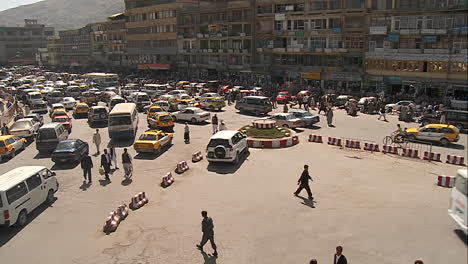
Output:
[255,0,368,92]
[177,0,255,79]
[365,0,468,103]
[57,25,93,67]
[125,0,193,70]
[107,13,128,66]
[0,19,54,65]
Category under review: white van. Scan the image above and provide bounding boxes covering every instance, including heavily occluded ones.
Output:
[109,95,126,110]
[448,168,467,235]
[0,166,59,227]
[36,123,69,153]
[108,103,138,139]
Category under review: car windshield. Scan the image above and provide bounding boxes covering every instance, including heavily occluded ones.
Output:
[38,129,56,140]
[53,118,69,123]
[149,108,162,113]
[279,92,288,96]
[139,134,157,141]
[298,112,312,117]
[208,139,230,147]
[109,115,131,126]
[159,115,173,121]
[11,121,31,130]
[56,141,76,150]
[93,108,107,114]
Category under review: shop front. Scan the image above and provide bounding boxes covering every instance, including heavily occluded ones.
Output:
[322,72,362,95]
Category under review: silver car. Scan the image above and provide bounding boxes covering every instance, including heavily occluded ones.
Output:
[266,113,305,128]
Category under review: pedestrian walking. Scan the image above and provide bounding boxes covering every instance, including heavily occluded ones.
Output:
[92,129,101,154]
[283,103,289,113]
[219,120,227,131]
[326,107,334,127]
[196,211,218,257]
[211,114,218,134]
[378,106,387,121]
[271,95,277,109]
[184,122,190,144]
[294,165,313,200]
[440,111,446,124]
[109,144,118,169]
[100,149,111,181]
[1,123,9,135]
[122,148,133,180]
[333,246,347,264]
[303,95,309,111]
[227,93,232,105]
[80,152,93,184]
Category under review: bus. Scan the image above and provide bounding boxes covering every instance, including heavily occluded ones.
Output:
[108,103,138,139]
[83,73,119,89]
[448,168,467,235]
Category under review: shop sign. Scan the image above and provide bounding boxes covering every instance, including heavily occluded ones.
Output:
[385,76,402,84]
[369,26,387,35]
[323,72,362,81]
[423,36,438,43]
[388,33,400,43]
[300,72,321,79]
[288,72,300,78]
[275,14,285,21]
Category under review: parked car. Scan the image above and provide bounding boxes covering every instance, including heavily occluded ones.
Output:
[133,130,173,154]
[265,113,305,129]
[405,124,460,146]
[24,113,44,127]
[61,97,76,110]
[235,96,273,116]
[51,139,89,164]
[276,91,291,104]
[0,135,26,161]
[9,118,40,140]
[52,115,72,133]
[88,106,108,126]
[172,107,211,124]
[418,110,468,130]
[289,109,320,127]
[385,100,413,112]
[206,130,248,164]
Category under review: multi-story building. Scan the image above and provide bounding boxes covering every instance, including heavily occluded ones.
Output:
[177,0,255,80]
[57,25,93,67]
[125,0,191,70]
[0,19,54,65]
[107,13,128,67]
[365,0,468,104]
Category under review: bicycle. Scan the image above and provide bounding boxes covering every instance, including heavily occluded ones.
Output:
[383,131,410,148]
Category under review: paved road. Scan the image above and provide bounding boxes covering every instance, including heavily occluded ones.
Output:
[0,104,466,264]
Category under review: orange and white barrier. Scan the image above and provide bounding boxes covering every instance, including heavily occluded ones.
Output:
[161,172,174,188]
[308,135,323,143]
[401,148,419,158]
[116,204,129,220]
[175,160,189,174]
[437,175,456,188]
[345,140,361,149]
[192,151,203,163]
[363,143,379,152]
[103,211,121,233]
[129,192,149,210]
[446,155,465,166]
[382,145,399,154]
[327,137,342,147]
[423,151,441,162]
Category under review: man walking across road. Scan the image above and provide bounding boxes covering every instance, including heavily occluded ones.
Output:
[109,144,118,170]
[80,152,93,184]
[122,148,133,179]
[211,114,218,134]
[197,211,218,257]
[93,129,101,154]
[333,246,347,264]
[294,165,313,200]
[100,149,111,181]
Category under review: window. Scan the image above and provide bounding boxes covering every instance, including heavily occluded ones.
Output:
[6,182,29,204]
[26,174,42,191]
[440,127,454,133]
[345,36,364,49]
[258,5,273,13]
[275,21,283,31]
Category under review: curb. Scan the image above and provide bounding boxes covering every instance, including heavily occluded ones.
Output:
[247,135,299,149]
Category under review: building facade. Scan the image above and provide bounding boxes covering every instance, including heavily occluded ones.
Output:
[107,13,128,67]
[0,19,54,65]
[57,25,93,67]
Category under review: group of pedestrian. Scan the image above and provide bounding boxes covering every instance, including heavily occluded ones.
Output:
[211,114,227,135]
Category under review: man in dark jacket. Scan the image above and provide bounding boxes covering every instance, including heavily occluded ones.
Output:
[333,246,347,264]
[294,165,313,200]
[80,152,93,184]
[100,149,111,181]
[196,211,218,257]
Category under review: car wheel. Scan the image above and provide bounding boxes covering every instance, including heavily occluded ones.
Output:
[233,152,240,165]
[407,135,417,141]
[440,138,450,146]
[16,209,28,227]
[191,118,197,124]
[46,189,55,204]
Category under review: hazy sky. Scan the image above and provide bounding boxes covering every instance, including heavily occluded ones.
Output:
[0,0,43,11]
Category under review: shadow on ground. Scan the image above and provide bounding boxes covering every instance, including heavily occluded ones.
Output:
[206,151,250,174]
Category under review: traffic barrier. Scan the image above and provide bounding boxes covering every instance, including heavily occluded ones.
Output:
[308,135,323,143]
[161,172,174,188]
[363,143,380,152]
[423,151,441,162]
[437,176,456,188]
[345,140,361,149]
[446,155,465,166]
[103,211,120,234]
[129,192,149,210]
[175,160,189,174]
[192,151,203,163]
[116,204,129,220]
[382,145,399,154]
[327,137,342,147]
[401,148,419,158]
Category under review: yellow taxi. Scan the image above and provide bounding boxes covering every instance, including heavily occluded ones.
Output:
[405,124,460,146]
[73,103,90,118]
[148,112,175,130]
[50,109,69,119]
[0,135,26,161]
[147,105,164,120]
[200,97,226,111]
[133,130,173,154]
[176,81,190,88]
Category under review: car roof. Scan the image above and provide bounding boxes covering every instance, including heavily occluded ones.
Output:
[0,135,15,140]
[184,107,201,111]
[91,106,106,109]
[244,96,268,99]
[425,124,458,130]
[143,129,164,135]
[211,130,238,139]
[273,113,292,116]
[40,123,62,129]
[0,166,47,192]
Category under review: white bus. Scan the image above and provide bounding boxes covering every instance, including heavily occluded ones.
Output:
[108,103,138,139]
[83,73,119,88]
[449,168,467,235]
